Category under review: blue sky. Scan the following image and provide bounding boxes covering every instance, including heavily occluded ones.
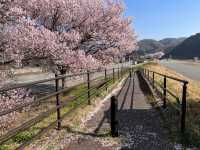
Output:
[124,0,200,40]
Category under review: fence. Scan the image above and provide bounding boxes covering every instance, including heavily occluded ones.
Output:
[142,68,189,133]
[0,66,131,145]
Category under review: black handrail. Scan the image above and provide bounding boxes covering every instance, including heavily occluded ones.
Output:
[142,68,189,133]
[0,79,113,144]
[148,76,181,103]
[0,65,132,145]
[146,69,188,84]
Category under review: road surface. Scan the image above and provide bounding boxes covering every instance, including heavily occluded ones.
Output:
[0,61,133,98]
[10,62,133,84]
[160,60,200,81]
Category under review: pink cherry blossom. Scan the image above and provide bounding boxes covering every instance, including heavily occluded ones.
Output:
[0,70,33,129]
[2,0,137,72]
[0,0,138,127]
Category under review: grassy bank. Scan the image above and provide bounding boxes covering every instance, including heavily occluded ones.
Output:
[143,62,200,148]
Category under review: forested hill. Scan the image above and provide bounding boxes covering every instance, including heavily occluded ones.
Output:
[159,38,186,54]
[137,39,164,55]
[137,38,186,55]
[164,33,200,59]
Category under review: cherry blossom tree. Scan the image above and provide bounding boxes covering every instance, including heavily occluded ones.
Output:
[0,0,12,24]
[0,0,137,129]
[3,0,137,72]
[0,0,22,63]
[0,70,33,129]
[0,4,34,128]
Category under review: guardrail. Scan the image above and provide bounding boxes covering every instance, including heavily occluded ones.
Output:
[142,68,189,133]
[0,66,132,145]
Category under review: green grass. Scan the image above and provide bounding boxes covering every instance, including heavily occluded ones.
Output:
[13,132,33,143]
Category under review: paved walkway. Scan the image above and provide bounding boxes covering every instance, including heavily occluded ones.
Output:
[117,72,174,149]
[61,72,174,150]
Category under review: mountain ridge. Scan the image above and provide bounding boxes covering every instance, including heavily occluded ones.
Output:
[137,37,186,55]
[164,33,200,59]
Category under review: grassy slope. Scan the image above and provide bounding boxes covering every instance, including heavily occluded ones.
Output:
[144,62,200,148]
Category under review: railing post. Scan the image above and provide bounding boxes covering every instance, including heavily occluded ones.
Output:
[87,70,91,105]
[152,72,155,88]
[111,96,118,137]
[148,70,150,80]
[105,69,108,91]
[113,68,115,82]
[181,82,187,133]
[55,74,61,130]
[129,69,132,78]
[163,76,167,108]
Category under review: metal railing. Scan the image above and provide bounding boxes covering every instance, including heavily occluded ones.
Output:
[0,65,132,145]
[142,68,189,133]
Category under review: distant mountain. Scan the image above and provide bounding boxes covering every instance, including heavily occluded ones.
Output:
[159,38,185,47]
[137,37,186,55]
[164,33,200,59]
[137,39,165,55]
[159,38,186,53]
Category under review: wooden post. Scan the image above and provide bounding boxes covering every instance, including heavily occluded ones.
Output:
[163,76,167,108]
[153,72,155,89]
[181,82,187,133]
[55,74,61,130]
[105,69,108,91]
[87,70,91,105]
[111,96,118,137]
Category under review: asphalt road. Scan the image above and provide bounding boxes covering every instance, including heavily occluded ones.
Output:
[5,62,133,96]
[11,62,132,84]
[160,60,200,81]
